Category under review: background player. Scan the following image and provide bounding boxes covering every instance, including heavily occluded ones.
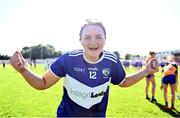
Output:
[145,51,157,102]
[161,53,179,109]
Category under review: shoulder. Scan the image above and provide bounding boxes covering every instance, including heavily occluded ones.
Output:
[55,50,83,61]
[146,56,151,61]
[103,51,118,63]
[68,49,83,57]
[54,50,83,65]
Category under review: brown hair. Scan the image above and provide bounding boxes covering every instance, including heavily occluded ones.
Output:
[149,51,155,55]
[79,19,106,40]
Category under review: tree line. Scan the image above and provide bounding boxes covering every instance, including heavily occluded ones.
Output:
[0,54,10,60]
[0,44,62,60]
[0,44,140,60]
[21,44,62,60]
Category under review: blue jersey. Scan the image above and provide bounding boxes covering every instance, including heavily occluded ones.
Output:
[50,50,126,117]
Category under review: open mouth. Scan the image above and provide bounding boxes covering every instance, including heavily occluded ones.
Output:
[89,47,99,51]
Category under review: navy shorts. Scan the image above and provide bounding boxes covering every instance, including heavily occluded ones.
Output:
[146,74,154,79]
[162,75,176,85]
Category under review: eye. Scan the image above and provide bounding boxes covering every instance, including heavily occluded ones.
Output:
[85,37,90,39]
[96,36,103,40]
[84,37,91,41]
[84,35,91,40]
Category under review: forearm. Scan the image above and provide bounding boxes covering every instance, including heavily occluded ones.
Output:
[20,67,46,90]
[120,69,148,87]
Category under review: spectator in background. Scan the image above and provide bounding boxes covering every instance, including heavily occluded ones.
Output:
[3,60,6,68]
[123,60,130,69]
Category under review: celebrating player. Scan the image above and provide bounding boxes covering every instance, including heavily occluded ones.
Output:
[10,19,159,117]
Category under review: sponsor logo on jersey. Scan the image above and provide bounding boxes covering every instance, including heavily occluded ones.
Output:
[88,67,98,71]
[70,88,104,99]
[64,74,111,109]
[91,91,105,98]
[74,67,85,72]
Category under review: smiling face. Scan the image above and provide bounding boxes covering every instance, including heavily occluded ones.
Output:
[80,24,106,62]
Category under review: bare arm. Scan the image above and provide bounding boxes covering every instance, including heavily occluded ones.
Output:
[119,69,148,87]
[119,58,159,87]
[10,51,60,90]
[20,68,60,90]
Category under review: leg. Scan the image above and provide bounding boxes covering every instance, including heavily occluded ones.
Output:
[170,84,176,109]
[163,84,168,108]
[150,77,157,102]
[145,78,150,100]
[151,77,156,97]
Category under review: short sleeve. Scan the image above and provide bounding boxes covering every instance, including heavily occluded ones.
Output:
[50,53,67,77]
[111,59,126,85]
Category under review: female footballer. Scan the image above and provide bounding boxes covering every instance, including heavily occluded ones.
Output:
[10,19,159,117]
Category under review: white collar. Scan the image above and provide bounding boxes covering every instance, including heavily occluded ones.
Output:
[83,51,104,64]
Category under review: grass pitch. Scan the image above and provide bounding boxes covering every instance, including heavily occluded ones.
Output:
[0,64,180,117]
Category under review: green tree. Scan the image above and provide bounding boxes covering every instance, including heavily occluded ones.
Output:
[21,44,62,59]
[0,54,10,60]
[125,53,131,60]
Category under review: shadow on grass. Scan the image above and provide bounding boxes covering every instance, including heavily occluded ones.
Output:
[149,100,180,117]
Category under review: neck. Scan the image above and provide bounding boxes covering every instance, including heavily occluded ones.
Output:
[84,54,99,62]
[83,51,103,63]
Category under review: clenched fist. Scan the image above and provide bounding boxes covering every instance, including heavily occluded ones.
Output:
[10,51,26,72]
[145,58,159,74]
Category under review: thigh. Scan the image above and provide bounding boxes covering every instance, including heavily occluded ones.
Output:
[170,84,176,92]
[146,78,150,85]
[150,78,156,85]
[163,84,168,92]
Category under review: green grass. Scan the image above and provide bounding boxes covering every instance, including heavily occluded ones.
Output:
[0,65,180,117]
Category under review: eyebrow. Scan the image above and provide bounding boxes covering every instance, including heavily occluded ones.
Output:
[84,34,103,36]
[95,34,103,37]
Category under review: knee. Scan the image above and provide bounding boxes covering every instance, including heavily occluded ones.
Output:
[152,84,156,88]
[171,91,176,95]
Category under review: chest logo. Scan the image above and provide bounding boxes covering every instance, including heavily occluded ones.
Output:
[102,68,110,77]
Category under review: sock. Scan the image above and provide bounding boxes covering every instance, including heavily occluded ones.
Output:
[165,101,168,107]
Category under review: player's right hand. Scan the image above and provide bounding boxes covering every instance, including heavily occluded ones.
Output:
[10,51,26,72]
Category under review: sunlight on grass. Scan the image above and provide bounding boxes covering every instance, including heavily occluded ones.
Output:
[0,64,180,117]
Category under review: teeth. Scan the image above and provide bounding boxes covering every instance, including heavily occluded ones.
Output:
[89,48,98,50]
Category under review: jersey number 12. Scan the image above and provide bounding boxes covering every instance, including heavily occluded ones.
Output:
[89,71,97,79]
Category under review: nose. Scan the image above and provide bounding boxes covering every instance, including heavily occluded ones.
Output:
[90,38,97,45]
